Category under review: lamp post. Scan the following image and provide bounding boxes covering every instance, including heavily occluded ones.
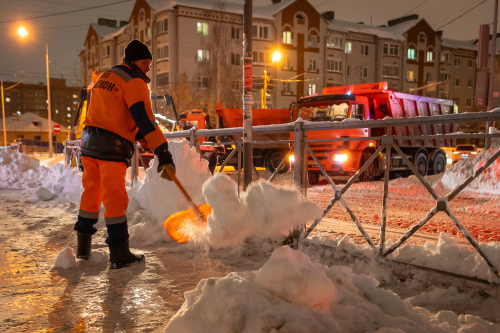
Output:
[261,51,281,109]
[1,79,6,147]
[18,27,53,157]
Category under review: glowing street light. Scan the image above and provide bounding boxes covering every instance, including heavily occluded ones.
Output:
[17,27,28,38]
[17,27,54,157]
[272,51,281,64]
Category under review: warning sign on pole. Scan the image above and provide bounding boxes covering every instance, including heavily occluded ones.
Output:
[53,124,61,133]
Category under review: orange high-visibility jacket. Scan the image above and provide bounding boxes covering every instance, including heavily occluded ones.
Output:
[85,63,166,150]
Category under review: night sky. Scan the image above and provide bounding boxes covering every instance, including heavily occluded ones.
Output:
[0,0,496,87]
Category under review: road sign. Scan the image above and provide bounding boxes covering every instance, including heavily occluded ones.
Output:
[53,124,61,133]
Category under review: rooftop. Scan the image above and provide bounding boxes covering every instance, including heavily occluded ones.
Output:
[0,112,67,132]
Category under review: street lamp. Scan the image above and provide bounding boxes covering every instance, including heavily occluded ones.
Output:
[262,50,281,109]
[18,26,53,157]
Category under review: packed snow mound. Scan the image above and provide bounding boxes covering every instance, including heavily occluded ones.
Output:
[165,246,496,333]
[188,173,322,248]
[131,139,212,224]
[0,148,49,189]
[441,144,500,194]
[35,163,83,202]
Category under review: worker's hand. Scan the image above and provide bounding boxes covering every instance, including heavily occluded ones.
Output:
[159,163,176,181]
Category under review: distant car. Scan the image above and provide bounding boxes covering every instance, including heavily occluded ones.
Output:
[451,145,478,164]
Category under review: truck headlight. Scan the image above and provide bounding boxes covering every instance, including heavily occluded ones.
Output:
[289,155,295,162]
[334,154,348,162]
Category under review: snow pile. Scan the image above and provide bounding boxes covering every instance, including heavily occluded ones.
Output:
[441,144,500,194]
[307,232,500,283]
[131,140,212,224]
[54,247,77,269]
[0,148,49,189]
[187,174,322,249]
[165,246,497,333]
[35,163,83,202]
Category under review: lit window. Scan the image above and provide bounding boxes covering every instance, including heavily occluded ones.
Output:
[283,31,292,44]
[426,51,433,62]
[407,71,415,81]
[5,97,11,102]
[197,22,208,36]
[407,48,415,60]
[197,49,209,62]
[67,107,71,111]
[308,84,316,95]
[327,36,342,48]
[73,95,78,98]
[345,42,352,54]
[67,113,71,117]
[55,110,59,114]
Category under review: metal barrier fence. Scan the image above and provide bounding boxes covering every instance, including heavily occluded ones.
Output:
[163,109,500,280]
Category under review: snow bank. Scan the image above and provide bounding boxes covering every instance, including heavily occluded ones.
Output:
[0,148,49,189]
[187,174,322,249]
[165,246,497,333]
[307,232,500,283]
[441,143,500,194]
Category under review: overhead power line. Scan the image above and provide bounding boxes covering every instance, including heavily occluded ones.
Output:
[0,0,133,24]
[435,0,487,30]
[403,0,429,16]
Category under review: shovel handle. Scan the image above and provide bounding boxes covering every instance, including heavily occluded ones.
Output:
[164,166,205,221]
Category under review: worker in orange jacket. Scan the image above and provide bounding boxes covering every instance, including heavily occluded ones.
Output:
[74,40,175,269]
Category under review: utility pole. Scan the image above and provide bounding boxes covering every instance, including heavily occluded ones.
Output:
[486,0,498,149]
[1,79,6,147]
[46,42,53,158]
[242,0,253,189]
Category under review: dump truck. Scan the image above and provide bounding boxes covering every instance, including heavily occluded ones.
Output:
[178,102,293,173]
[292,82,456,184]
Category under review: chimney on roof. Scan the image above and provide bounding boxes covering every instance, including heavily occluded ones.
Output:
[271,0,281,3]
[98,18,117,28]
[321,11,335,22]
[120,21,128,27]
[436,30,443,38]
[387,14,419,27]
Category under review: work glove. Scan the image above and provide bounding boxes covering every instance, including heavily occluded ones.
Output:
[155,143,175,181]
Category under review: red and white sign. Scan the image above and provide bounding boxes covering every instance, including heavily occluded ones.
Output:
[53,124,61,133]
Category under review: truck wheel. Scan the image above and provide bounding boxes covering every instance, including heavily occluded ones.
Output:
[265,151,289,174]
[431,154,446,175]
[413,152,429,176]
[308,171,320,185]
[359,152,375,182]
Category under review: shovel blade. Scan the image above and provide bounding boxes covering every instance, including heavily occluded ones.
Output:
[164,203,211,243]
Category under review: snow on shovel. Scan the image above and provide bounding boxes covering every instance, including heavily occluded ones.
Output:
[162,166,210,243]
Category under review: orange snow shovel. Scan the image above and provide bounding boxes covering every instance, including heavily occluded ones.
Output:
[163,166,210,243]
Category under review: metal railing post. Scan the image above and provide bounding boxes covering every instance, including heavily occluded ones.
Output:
[293,120,307,197]
[131,143,139,187]
[380,127,392,255]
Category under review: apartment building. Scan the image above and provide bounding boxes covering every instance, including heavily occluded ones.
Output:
[1,79,80,130]
[78,0,480,120]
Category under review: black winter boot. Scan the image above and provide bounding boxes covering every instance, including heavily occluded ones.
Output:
[76,232,92,259]
[108,240,145,269]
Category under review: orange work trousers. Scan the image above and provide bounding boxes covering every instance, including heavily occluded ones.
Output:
[79,156,128,224]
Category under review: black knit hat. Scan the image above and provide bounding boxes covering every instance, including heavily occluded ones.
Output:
[124,40,152,61]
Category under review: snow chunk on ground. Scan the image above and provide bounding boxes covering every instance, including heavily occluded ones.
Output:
[38,163,83,202]
[191,174,323,248]
[54,247,77,269]
[89,249,108,264]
